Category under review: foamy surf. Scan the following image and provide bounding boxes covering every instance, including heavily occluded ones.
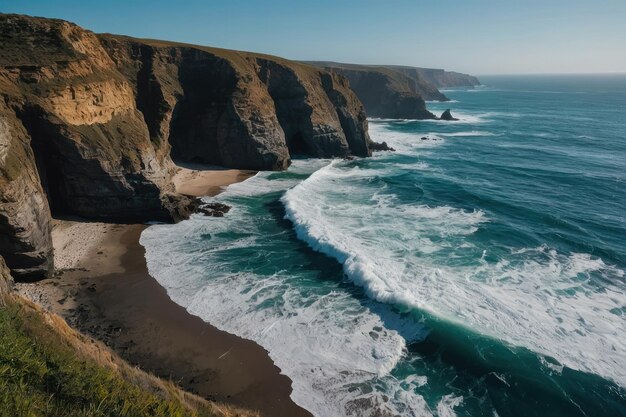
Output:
[141,161,445,417]
[140,77,626,417]
[282,130,626,389]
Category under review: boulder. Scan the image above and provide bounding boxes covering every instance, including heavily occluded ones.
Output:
[197,203,232,217]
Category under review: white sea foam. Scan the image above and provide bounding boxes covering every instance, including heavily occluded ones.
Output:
[392,161,431,171]
[141,161,442,417]
[368,123,445,154]
[439,131,497,137]
[282,148,626,388]
[215,158,331,198]
[141,108,626,417]
[436,395,464,417]
[426,99,459,103]
[369,111,491,124]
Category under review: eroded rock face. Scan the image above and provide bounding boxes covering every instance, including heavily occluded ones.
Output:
[0,15,183,223]
[0,103,53,280]
[307,63,438,120]
[306,62,481,119]
[398,67,480,88]
[100,36,371,168]
[0,256,14,304]
[0,14,372,279]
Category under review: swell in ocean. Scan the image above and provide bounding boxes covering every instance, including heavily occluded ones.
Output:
[141,75,626,417]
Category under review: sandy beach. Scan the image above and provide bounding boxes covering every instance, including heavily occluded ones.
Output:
[16,167,311,417]
[173,164,257,197]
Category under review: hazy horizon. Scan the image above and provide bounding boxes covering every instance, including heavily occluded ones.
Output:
[3,0,626,75]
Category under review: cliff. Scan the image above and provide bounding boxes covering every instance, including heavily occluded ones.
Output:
[306,61,441,119]
[306,61,480,119]
[98,35,371,166]
[390,66,481,88]
[0,14,371,279]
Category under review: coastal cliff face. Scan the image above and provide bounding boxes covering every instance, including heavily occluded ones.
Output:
[0,15,185,223]
[312,64,439,119]
[0,100,54,279]
[306,61,446,119]
[0,14,371,279]
[394,66,481,88]
[306,61,480,119]
[99,36,371,168]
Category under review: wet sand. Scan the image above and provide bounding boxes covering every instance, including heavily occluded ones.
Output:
[16,168,312,417]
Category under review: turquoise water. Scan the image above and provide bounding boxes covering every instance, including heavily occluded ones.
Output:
[141,75,626,417]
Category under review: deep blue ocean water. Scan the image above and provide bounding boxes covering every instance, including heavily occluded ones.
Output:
[141,75,626,417]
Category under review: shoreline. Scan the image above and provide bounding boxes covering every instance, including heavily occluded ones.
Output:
[173,165,257,197]
[16,168,312,417]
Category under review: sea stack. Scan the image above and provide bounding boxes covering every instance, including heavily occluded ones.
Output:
[440,109,459,121]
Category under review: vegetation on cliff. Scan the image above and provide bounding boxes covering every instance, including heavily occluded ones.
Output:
[0,258,255,417]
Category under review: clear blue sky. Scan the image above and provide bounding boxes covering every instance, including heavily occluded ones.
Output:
[2,0,625,75]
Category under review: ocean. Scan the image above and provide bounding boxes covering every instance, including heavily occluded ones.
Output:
[140,74,626,417]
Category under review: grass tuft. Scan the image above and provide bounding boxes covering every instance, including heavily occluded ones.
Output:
[0,300,223,417]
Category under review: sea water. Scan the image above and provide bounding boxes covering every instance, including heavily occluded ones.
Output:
[140,74,626,417]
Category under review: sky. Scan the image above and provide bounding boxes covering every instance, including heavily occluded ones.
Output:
[2,0,626,75]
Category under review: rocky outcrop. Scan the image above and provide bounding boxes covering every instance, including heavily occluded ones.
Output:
[197,202,231,217]
[440,109,459,121]
[368,141,395,152]
[0,14,372,279]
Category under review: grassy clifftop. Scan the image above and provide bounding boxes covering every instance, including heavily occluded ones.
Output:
[0,259,255,417]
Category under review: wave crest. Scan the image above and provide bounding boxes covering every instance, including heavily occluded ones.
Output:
[281,161,626,387]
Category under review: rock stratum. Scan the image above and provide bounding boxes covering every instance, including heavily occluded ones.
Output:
[0,14,371,280]
[306,61,480,119]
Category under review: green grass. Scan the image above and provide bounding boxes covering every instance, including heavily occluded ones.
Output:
[0,301,218,417]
